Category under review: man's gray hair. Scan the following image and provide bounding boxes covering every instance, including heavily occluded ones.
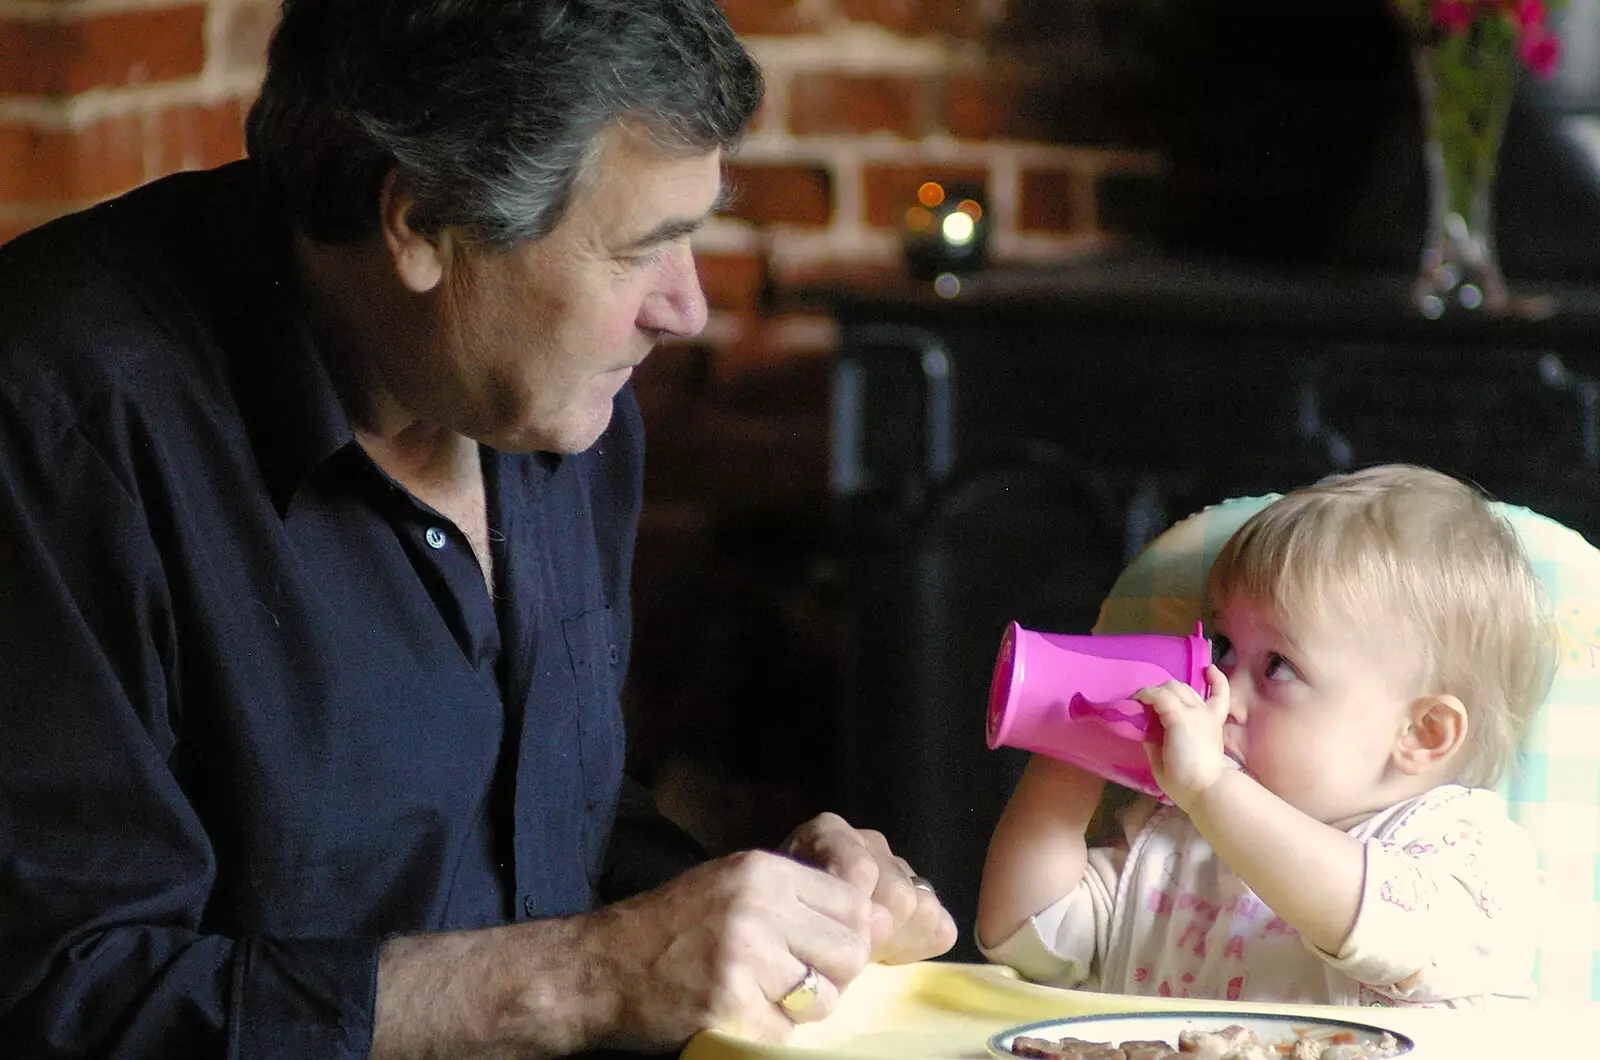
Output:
[247,0,763,247]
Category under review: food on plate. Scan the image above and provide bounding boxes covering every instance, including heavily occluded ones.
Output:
[1010,1022,1406,1060]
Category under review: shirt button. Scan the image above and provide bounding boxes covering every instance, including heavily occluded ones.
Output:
[425,526,447,549]
[523,895,538,917]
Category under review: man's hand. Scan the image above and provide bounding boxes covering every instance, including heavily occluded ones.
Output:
[781,812,958,965]
[373,819,957,1059]
[581,848,878,1048]
[1136,665,1231,810]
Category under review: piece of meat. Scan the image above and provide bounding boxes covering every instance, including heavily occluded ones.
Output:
[1052,1039,1126,1060]
[1011,1035,1124,1060]
[1011,1024,1402,1060]
[1321,1041,1400,1060]
[1177,1025,1260,1059]
[1286,1038,1325,1060]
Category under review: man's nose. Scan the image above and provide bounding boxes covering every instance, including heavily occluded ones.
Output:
[641,245,708,339]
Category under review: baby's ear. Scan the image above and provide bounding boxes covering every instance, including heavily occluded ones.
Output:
[1394,694,1469,776]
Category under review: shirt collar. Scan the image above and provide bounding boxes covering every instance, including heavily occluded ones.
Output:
[209,161,570,515]
[205,162,361,515]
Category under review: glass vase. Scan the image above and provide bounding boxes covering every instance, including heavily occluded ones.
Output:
[1410,20,1518,319]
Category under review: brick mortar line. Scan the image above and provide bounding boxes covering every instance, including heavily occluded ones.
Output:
[0,66,262,128]
[733,135,1163,173]
[699,227,1112,279]
[0,199,84,220]
[0,0,213,21]
[986,149,1020,240]
[745,29,972,74]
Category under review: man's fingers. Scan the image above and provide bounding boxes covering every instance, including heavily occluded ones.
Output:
[871,885,959,965]
[869,860,919,928]
[709,959,843,1043]
[788,858,875,934]
[783,812,881,895]
[766,855,873,989]
[797,822,917,952]
[766,960,842,1026]
[779,813,957,968]
[786,901,872,990]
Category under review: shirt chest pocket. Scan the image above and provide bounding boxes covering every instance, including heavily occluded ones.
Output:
[561,605,624,878]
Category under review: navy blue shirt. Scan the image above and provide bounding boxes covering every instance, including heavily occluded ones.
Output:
[0,163,702,1058]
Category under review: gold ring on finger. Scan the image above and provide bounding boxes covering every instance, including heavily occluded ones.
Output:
[777,964,821,1017]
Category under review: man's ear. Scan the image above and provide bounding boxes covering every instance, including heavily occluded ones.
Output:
[378,169,447,294]
[1394,694,1469,776]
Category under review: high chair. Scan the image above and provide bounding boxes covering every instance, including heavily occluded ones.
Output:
[1094,493,1600,1006]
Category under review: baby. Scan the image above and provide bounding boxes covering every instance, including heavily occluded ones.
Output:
[976,465,1557,1008]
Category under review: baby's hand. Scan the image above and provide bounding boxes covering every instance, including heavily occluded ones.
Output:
[1135,665,1230,810]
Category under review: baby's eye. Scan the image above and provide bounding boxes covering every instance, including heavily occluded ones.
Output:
[1264,652,1299,682]
[1211,635,1234,668]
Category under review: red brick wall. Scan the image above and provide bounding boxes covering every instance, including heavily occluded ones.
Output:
[701,1,1163,327]
[0,0,275,245]
[0,1,1163,337]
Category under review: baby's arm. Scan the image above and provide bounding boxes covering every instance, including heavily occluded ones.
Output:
[1138,673,1365,957]
[976,754,1107,951]
[1325,792,1539,1003]
[1183,769,1366,958]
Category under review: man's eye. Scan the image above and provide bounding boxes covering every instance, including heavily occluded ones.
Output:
[1265,652,1298,682]
[1211,635,1234,667]
[621,247,667,268]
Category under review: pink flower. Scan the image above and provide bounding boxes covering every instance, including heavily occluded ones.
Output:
[1513,0,1549,31]
[1519,28,1562,77]
[1431,0,1476,34]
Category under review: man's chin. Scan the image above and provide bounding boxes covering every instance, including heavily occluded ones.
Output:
[487,406,615,455]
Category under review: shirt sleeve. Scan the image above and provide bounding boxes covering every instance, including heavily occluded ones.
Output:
[1315,789,1540,1004]
[977,846,1126,988]
[597,774,709,903]
[0,383,380,1059]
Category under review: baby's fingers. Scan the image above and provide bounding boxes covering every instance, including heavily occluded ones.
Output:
[1203,664,1231,720]
[1134,680,1205,716]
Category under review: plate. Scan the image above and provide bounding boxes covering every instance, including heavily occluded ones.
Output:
[987,1011,1416,1058]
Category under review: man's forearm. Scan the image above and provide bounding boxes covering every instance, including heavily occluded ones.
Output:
[371,916,615,1060]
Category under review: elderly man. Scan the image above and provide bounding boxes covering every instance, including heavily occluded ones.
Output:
[0,1,956,1057]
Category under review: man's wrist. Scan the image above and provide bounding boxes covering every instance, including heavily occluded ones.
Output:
[500,913,629,1056]
[373,916,614,1059]
[567,904,627,1051]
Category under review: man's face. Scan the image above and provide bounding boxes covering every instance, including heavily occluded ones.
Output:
[415,126,719,453]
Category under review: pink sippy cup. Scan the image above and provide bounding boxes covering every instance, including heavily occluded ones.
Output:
[985,621,1211,799]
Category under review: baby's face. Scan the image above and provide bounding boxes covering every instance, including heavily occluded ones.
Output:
[1211,594,1422,828]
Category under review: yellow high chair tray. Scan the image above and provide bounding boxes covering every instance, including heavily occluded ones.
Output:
[681,961,1594,1060]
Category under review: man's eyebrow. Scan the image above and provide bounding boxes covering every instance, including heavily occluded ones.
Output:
[614,185,731,252]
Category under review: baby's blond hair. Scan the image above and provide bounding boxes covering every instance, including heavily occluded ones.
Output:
[1205,465,1556,788]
